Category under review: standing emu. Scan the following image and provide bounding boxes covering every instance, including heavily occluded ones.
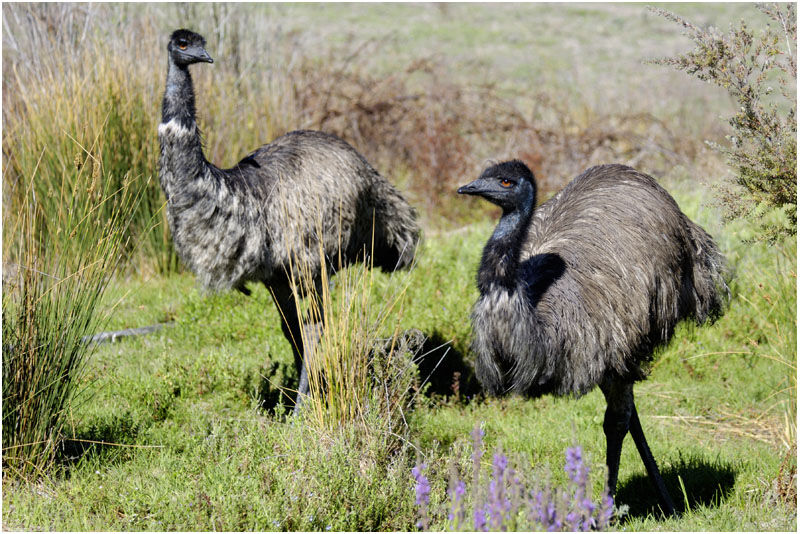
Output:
[458,160,728,516]
[158,29,419,412]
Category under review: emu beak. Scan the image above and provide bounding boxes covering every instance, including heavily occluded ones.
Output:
[457,178,490,196]
[200,49,214,63]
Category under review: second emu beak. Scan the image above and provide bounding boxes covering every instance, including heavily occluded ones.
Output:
[457,178,490,196]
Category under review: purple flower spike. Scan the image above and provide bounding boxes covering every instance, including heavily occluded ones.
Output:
[412,464,431,506]
[411,428,615,532]
[487,453,511,529]
[412,463,431,530]
[596,492,615,528]
[564,446,585,484]
[474,506,487,531]
[448,479,467,528]
[455,480,466,499]
[492,452,508,476]
[471,425,485,466]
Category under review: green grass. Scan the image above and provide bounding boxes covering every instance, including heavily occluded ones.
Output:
[2,178,796,530]
[2,3,795,531]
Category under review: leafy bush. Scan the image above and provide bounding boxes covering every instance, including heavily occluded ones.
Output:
[412,426,615,531]
[650,4,797,240]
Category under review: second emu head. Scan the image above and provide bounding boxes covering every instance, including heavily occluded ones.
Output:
[167,29,213,67]
[457,160,537,214]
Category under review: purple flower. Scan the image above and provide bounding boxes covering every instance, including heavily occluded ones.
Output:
[564,446,585,484]
[566,511,580,530]
[487,453,511,529]
[530,490,545,525]
[454,480,466,499]
[473,505,487,531]
[412,428,616,532]
[412,464,431,506]
[471,425,485,467]
[545,500,558,530]
[492,452,508,477]
[412,463,431,530]
[596,492,615,528]
[448,479,467,528]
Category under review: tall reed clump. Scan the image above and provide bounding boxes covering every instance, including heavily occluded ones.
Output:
[412,426,615,531]
[284,217,419,449]
[650,3,797,241]
[2,4,174,273]
[2,144,142,479]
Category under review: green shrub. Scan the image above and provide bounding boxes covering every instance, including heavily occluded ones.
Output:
[651,4,797,240]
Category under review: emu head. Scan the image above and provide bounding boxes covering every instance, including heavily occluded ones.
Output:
[458,159,537,214]
[168,29,213,67]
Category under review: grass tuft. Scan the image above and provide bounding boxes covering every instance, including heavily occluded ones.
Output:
[284,215,421,449]
[2,144,142,479]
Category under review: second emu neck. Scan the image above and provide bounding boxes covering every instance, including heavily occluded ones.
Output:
[478,203,534,293]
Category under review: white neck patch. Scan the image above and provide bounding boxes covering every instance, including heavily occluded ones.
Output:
[158,118,194,138]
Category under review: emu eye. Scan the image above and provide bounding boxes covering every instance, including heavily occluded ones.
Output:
[177,41,188,50]
[500,179,514,188]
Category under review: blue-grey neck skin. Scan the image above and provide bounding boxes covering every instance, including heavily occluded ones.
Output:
[159,56,210,195]
[162,59,197,129]
[477,185,535,293]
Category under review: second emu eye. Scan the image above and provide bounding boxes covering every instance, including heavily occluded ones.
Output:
[501,179,514,187]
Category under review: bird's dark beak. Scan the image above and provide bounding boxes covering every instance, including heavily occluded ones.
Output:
[457,178,492,196]
[200,49,214,63]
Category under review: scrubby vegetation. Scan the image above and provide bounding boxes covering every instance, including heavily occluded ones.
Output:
[651,3,797,241]
[2,3,796,531]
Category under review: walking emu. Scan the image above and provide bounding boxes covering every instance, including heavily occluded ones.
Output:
[158,29,419,412]
[458,160,728,516]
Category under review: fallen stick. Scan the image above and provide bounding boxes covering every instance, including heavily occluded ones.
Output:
[82,322,174,346]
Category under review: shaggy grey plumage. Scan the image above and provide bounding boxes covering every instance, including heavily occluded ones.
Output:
[459,160,729,516]
[158,29,419,411]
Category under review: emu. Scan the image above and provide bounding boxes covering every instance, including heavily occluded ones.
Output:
[458,160,728,516]
[158,29,419,412]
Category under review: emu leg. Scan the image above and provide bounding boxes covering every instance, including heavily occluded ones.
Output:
[294,276,326,415]
[629,404,677,517]
[268,283,305,411]
[600,380,633,499]
[601,379,677,517]
[295,319,323,404]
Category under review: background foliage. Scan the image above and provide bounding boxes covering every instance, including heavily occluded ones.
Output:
[651,4,797,241]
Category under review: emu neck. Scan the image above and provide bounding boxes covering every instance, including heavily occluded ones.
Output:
[159,59,210,194]
[162,60,198,127]
[478,204,534,293]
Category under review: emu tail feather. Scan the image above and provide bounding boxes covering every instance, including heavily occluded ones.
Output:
[369,178,420,272]
[687,221,730,324]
